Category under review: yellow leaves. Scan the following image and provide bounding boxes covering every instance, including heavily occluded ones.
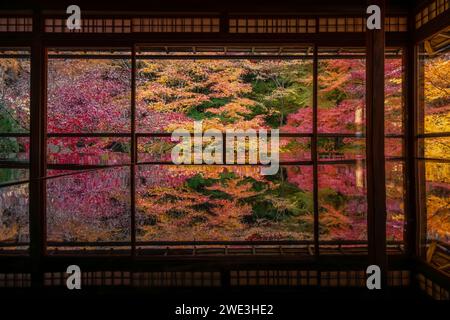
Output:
[0,224,18,242]
[137,59,254,113]
[426,162,450,184]
[165,165,264,181]
[424,56,450,103]
[425,161,449,241]
[426,194,450,240]
[205,179,259,200]
[206,98,255,120]
[390,213,404,223]
[425,112,450,133]
[166,114,266,133]
[319,204,352,230]
[423,137,450,159]
[139,63,160,74]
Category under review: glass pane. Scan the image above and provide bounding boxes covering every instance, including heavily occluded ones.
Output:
[47,137,130,165]
[419,137,450,160]
[136,59,313,133]
[385,138,403,158]
[137,135,309,164]
[0,168,29,184]
[0,137,29,161]
[386,161,405,241]
[0,183,29,247]
[318,56,366,134]
[138,136,181,163]
[46,167,131,245]
[317,137,365,161]
[0,53,30,133]
[385,57,403,135]
[280,137,311,162]
[136,165,313,242]
[421,51,450,134]
[47,52,131,133]
[425,162,449,245]
[318,163,367,241]
[46,169,79,178]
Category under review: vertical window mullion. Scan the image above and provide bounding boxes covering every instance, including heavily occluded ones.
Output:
[312,45,319,260]
[131,46,137,257]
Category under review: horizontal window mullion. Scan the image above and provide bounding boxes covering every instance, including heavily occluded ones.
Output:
[47,163,131,170]
[416,132,450,138]
[0,133,30,137]
[0,54,30,59]
[44,239,405,247]
[317,133,365,138]
[0,242,30,247]
[47,132,131,137]
[317,159,365,165]
[415,157,450,163]
[386,157,405,161]
[137,55,312,60]
[136,132,313,137]
[0,161,29,168]
[0,179,30,189]
[48,54,131,60]
[385,134,405,138]
[136,161,314,166]
[47,241,131,247]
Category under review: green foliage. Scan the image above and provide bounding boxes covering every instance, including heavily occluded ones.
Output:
[237,176,268,192]
[319,188,345,210]
[241,181,313,222]
[189,202,217,215]
[0,137,22,159]
[322,88,347,106]
[243,65,313,128]
[186,174,233,200]
[166,208,188,219]
[0,168,27,184]
[107,141,130,153]
[187,98,231,120]
[219,171,237,181]
[0,104,23,133]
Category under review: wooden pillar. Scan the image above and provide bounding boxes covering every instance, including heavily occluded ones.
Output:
[415,42,427,259]
[29,9,46,288]
[366,0,387,286]
[404,9,418,259]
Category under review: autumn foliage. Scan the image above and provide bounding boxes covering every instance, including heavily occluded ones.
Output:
[0,49,446,246]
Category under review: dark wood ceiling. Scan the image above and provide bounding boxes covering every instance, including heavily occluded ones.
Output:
[1,0,415,15]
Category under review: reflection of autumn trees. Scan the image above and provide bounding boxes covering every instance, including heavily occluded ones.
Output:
[422,52,449,244]
[136,166,314,241]
[426,163,450,242]
[0,185,28,243]
[47,168,131,242]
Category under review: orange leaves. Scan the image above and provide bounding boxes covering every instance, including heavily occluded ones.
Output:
[137,59,254,115]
